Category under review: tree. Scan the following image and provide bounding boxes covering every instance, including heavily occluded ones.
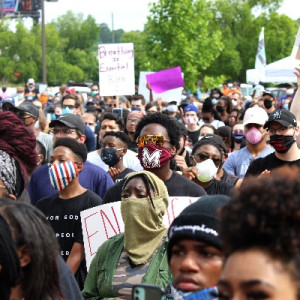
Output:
[143,0,224,90]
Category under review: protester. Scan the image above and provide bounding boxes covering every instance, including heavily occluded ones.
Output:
[183,138,234,195]
[24,78,39,100]
[82,171,170,300]
[36,138,102,289]
[184,104,201,145]
[131,94,146,112]
[216,96,232,125]
[199,124,217,139]
[216,126,232,153]
[168,195,228,299]
[28,114,113,205]
[223,106,273,178]
[0,214,20,300]
[231,122,245,152]
[262,90,276,115]
[218,166,300,300]
[245,109,300,176]
[101,131,133,182]
[125,110,144,151]
[87,112,142,170]
[103,113,206,203]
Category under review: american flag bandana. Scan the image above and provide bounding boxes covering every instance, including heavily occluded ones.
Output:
[49,161,78,191]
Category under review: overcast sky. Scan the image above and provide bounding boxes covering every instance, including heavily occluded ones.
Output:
[43,0,298,32]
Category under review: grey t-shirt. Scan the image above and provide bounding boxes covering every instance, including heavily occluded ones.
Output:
[223,145,274,178]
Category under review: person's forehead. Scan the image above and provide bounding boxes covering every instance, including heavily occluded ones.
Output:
[175,239,214,249]
[196,144,220,156]
[185,111,197,116]
[233,124,244,131]
[124,177,147,189]
[63,98,75,105]
[140,123,169,137]
[103,135,120,144]
[53,146,74,157]
[82,115,94,123]
[132,99,142,104]
[102,119,118,127]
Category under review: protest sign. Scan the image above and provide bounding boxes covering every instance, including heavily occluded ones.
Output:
[81,196,199,269]
[98,43,135,96]
[291,26,300,60]
[145,66,184,94]
[138,71,184,103]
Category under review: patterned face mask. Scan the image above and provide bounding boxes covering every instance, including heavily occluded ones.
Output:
[49,161,78,191]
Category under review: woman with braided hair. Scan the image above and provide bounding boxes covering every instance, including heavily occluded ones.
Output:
[83,171,170,300]
[218,166,300,300]
[0,110,38,201]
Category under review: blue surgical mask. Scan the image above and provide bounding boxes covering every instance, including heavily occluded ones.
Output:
[283,103,289,110]
[34,120,39,129]
[90,91,98,97]
[62,107,74,115]
[17,93,23,99]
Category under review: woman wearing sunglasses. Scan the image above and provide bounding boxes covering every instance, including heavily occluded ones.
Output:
[186,138,234,195]
[82,171,170,300]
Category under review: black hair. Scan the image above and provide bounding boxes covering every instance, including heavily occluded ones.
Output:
[134,112,181,150]
[132,94,146,105]
[200,124,217,135]
[53,137,87,162]
[145,102,161,113]
[220,166,300,289]
[192,138,223,160]
[210,88,223,99]
[36,140,47,165]
[0,198,64,300]
[219,96,232,114]
[100,112,123,131]
[103,131,131,148]
[123,173,155,209]
[0,213,20,300]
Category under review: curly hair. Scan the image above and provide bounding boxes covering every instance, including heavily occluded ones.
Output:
[134,112,181,150]
[192,138,223,160]
[220,166,300,260]
[103,131,131,148]
[54,137,87,162]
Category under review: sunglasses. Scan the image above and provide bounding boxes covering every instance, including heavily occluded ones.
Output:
[137,135,170,147]
[62,105,75,109]
[193,153,222,167]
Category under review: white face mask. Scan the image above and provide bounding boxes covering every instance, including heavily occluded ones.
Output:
[196,158,218,183]
[167,104,178,112]
[87,125,95,133]
[34,120,39,130]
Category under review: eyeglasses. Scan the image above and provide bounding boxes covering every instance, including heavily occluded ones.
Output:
[137,135,170,147]
[193,152,222,167]
[127,118,140,124]
[49,128,78,135]
[109,104,117,107]
[62,105,75,109]
[267,125,294,135]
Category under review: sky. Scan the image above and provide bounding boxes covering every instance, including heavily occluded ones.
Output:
[42,0,299,32]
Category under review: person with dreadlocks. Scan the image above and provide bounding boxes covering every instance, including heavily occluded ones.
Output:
[0,110,37,202]
[0,214,20,300]
[82,171,170,300]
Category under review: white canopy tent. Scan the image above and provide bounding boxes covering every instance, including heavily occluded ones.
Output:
[247,56,300,84]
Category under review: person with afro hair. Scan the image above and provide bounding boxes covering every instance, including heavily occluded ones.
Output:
[103,113,206,204]
[218,166,300,299]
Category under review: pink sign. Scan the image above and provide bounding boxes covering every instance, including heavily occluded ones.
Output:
[146,66,184,93]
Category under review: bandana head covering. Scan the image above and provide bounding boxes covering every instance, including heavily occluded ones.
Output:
[0,150,17,196]
[121,170,169,264]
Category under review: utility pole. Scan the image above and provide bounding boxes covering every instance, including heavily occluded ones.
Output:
[41,0,46,84]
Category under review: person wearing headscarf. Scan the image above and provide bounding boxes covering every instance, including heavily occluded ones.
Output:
[82,170,170,300]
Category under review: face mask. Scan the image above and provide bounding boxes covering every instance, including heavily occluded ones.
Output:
[90,91,98,97]
[100,148,123,167]
[231,100,237,107]
[264,99,273,109]
[269,135,295,153]
[137,142,173,170]
[49,161,78,191]
[246,127,262,144]
[17,93,23,99]
[62,107,74,115]
[34,120,39,130]
[216,105,224,113]
[232,132,245,144]
[211,98,218,105]
[87,125,95,133]
[283,103,289,110]
[167,104,178,113]
[185,115,198,125]
[196,159,218,183]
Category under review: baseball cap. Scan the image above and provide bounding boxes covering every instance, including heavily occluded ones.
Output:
[65,87,76,95]
[243,107,268,126]
[2,97,15,107]
[262,91,274,98]
[49,114,85,134]
[202,134,227,154]
[18,100,39,119]
[183,104,199,114]
[167,195,229,261]
[264,109,297,129]
[87,98,98,105]
[27,78,35,85]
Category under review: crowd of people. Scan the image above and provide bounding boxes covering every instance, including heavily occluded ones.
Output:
[0,72,300,299]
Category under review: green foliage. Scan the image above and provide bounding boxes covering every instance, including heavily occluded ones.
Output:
[143,0,224,90]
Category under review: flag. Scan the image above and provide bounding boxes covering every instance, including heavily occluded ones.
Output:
[255,27,266,81]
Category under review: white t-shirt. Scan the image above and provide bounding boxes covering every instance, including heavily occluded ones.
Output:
[87,149,143,172]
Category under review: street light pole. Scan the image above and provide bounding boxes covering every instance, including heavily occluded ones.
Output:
[41,0,46,84]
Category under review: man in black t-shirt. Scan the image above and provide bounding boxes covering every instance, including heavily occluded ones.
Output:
[245,110,300,177]
[36,138,102,289]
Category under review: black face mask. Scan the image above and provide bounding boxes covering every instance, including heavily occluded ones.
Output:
[264,99,273,109]
[216,105,224,113]
[269,135,295,153]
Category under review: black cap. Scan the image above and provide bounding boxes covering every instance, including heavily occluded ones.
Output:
[49,114,85,134]
[263,91,274,98]
[264,109,297,129]
[167,195,229,262]
[18,100,39,119]
[202,134,227,154]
